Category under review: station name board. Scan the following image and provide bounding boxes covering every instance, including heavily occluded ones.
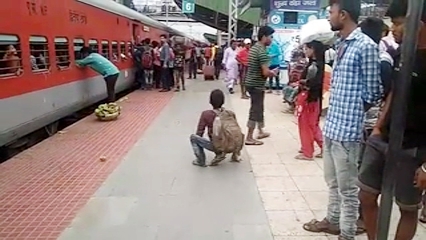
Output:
[271,0,320,11]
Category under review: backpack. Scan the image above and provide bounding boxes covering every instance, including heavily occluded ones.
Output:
[211,109,244,153]
[141,50,153,69]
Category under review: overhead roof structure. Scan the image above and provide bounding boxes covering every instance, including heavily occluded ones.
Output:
[77,0,207,42]
[173,0,262,38]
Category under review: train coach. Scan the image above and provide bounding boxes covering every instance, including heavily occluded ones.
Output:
[0,0,199,154]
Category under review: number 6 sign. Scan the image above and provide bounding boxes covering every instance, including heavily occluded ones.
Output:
[182,0,195,13]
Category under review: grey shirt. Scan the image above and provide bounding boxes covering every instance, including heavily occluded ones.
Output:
[160,43,170,65]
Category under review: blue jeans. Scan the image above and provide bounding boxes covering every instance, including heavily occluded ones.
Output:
[268,64,280,89]
[323,137,361,239]
[190,134,214,165]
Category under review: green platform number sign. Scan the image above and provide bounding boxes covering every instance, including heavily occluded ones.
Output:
[182,0,195,13]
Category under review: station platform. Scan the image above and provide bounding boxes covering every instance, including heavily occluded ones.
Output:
[0,78,426,239]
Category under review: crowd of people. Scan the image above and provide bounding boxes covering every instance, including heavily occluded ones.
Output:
[72,1,426,238]
[190,0,426,239]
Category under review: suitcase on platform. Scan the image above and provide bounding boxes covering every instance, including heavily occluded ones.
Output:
[203,63,215,81]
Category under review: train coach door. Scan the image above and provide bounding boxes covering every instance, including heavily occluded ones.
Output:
[132,23,140,44]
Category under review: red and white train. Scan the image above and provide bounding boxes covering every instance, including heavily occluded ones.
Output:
[0,0,201,149]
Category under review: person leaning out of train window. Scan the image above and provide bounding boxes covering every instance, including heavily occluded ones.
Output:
[75,47,120,103]
[2,45,22,75]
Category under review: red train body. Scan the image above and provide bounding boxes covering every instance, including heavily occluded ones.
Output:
[0,0,194,148]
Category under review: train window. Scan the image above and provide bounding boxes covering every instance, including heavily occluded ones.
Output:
[29,36,49,72]
[120,41,126,60]
[89,39,99,53]
[111,41,118,61]
[127,41,133,58]
[73,38,85,60]
[0,34,23,77]
[101,40,109,59]
[54,37,70,69]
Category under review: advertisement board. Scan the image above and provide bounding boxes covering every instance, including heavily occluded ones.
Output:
[271,0,321,12]
[271,28,300,68]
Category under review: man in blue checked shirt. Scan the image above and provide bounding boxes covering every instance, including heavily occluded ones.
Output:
[302,1,382,240]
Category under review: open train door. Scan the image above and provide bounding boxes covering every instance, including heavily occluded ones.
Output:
[376,0,425,239]
[132,22,141,44]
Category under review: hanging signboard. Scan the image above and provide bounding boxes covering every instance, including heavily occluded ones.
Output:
[269,10,318,28]
[271,0,320,12]
[182,0,195,13]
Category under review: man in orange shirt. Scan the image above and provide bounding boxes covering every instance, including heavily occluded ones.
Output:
[236,38,251,99]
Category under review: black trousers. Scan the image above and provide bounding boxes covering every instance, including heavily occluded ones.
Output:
[188,61,197,78]
[169,68,174,87]
[104,73,119,103]
[153,65,162,88]
[214,60,221,79]
[135,67,144,87]
[246,86,265,129]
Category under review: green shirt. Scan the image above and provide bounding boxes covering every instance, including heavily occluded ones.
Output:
[76,53,119,77]
[245,42,270,89]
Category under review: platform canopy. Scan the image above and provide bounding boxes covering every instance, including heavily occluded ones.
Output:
[173,0,259,38]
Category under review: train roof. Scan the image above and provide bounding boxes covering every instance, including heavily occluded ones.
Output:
[77,0,206,42]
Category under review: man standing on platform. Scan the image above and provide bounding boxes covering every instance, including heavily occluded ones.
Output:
[222,40,239,94]
[244,26,278,146]
[159,34,172,92]
[213,44,224,80]
[357,1,426,238]
[302,1,382,239]
[236,38,251,99]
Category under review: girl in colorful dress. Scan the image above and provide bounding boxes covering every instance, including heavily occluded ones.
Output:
[295,40,325,160]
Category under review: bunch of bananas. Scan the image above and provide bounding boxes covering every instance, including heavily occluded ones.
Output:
[94,103,121,121]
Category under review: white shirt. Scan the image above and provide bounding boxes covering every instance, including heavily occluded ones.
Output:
[222,47,238,68]
[379,35,399,52]
[325,48,336,64]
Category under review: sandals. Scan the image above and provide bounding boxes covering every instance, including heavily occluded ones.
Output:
[298,150,322,158]
[245,140,263,146]
[295,154,314,161]
[257,132,270,140]
[303,219,340,235]
[303,218,366,236]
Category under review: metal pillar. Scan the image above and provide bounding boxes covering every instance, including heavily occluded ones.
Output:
[164,0,170,26]
[228,0,238,43]
[217,30,222,46]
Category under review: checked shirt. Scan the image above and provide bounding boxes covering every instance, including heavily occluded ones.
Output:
[324,28,383,142]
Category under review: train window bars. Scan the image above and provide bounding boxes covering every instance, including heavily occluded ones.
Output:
[54,37,71,69]
[127,41,133,58]
[120,41,126,60]
[111,41,119,62]
[89,39,99,53]
[0,34,23,78]
[101,40,110,59]
[73,38,85,60]
[29,36,50,72]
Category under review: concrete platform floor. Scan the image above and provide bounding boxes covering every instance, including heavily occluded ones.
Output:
[60,79,426,240]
